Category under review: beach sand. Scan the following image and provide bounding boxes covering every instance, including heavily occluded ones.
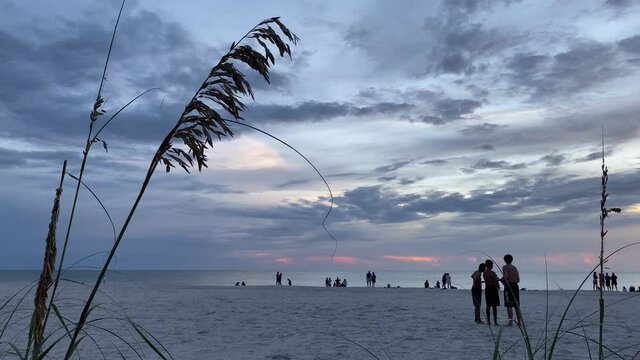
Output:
[2,282,639,359]
[73,284,640,359]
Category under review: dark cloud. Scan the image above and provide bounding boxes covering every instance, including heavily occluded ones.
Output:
[373,160,412,174]
[245,100,413,123]
[398,177,424,185]
[274,178,313,189]
[618,35,640,54]
[605,0,634,8]
[539,153,566,167]
[421,159,448,165]
[459,123,502,135]
[412,98,482,124]
[377,175,397,182]
[575,151,604,163]
[467,159,527,171]
[479,144,495,151]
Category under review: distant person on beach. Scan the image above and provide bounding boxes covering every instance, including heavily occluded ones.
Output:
[424,279,430,288]
[441,273,447,289]
[605,273,611,291]
[241,281,246,286]
[593,272,598,290]
[235,282,240,286]
[502,254,522,326]
[371,272,377,287]
[342,278,348,287]
[598,272,604,290]
[446,273,452,289]
[483,259,500,325]
[276,272,281,286]
[287,278,292,286]
[472,263,487,324]
[334,277,342,287]
[611,273,618,291]
[366,271,372,287]
[436,280,440,289]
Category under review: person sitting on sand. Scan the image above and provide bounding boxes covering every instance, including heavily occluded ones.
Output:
[483,259,500,325]
[241,281,246,286]
[334,277,341,287]
[424,279,429,288]
[502,254,522,327]
[436,280,440,289]
[342,278,348,287]
[472,263,486,324]
[235,282,240,286]
[287,278,292,286]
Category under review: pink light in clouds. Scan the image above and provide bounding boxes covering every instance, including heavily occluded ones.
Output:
[383,255,438,263]
[254,252,270,257]
[275,257,293,264]
[582,254,594,265]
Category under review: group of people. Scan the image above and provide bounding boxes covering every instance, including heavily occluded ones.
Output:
[275,272,292,286]
[592,271,618,291]
[325,277,348,287]
[471,254,522,326]
[422,273,453,289]
[365,271,377,287]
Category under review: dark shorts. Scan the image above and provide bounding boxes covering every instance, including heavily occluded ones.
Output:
[485,285,500,307]
[504,282,520,308]
[472,287,482,307]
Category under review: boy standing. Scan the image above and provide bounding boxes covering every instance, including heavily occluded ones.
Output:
[483,259,500,325]
[472,263,487,323]
[502,254,522,326]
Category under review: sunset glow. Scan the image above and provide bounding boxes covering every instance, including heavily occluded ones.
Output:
[383,255,438,263]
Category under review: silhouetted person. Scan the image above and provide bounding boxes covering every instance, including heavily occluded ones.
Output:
[441,273,447,289]
[424,279,430,288]
[611,273,618,291]
[599,272,604,290]
[235,282,240,286]
[593,272,598,290]
[366,271,372,287]
[472,263,486,324]
[502,254,522,326]
[342,278,348,287]
[605,273,611,291]
[446,273,452,289]
[241,281,246,286]
[371,272,377,287]
[484,259,500,325]
[287,278,292,286]
[436,280,440,289]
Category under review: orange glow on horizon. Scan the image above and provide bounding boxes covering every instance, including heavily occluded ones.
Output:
[254,252,270,257]
[383,255,438,263]
[275,257,293,264]
[582,254,594,265]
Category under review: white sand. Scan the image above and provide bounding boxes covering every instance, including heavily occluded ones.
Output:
[2,283,640,359]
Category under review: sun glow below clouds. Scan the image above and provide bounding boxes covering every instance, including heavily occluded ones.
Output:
[627,203,640,214]
[383,255,438,263]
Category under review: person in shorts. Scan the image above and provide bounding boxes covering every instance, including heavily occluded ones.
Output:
[502,254,522,326]
[483,259,500,325]
[472,263,487,323]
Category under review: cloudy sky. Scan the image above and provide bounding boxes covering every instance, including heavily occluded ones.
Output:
[1,0,640,272]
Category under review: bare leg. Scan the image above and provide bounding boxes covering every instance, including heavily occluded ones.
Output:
[492,306,497,325]
[486,307,491,325]
[506,307,514,326]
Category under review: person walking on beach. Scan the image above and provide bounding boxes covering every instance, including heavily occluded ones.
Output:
[605,273,611,291]
[483,259,500,325]
[502,254,522,327]
[472,263,486,324]
[366,271,372,287]
[371,272,377,287]
[611,273,618,291]
[593,272,598,290]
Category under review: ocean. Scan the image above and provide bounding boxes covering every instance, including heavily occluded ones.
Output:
[1,270,639,291]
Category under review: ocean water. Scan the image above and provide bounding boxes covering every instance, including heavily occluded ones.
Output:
[1,270,639,291]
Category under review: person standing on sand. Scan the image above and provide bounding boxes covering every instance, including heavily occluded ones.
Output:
[441,273,447,289]
[611,273,618,291]
[593,272,598,290]
[483,259,500,325]
[598,272,604,290]
[502,254,522,327]
[605,273,611,291]
[287,278,292,286]
[472,263,486,324]
[446,273,452,289]
[366,271,372,287]
[371,272,377,287]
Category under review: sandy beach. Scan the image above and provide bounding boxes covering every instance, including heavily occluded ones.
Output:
[6,282,632,359]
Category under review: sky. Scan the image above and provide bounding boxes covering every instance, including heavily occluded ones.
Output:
[1,0,640,272]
